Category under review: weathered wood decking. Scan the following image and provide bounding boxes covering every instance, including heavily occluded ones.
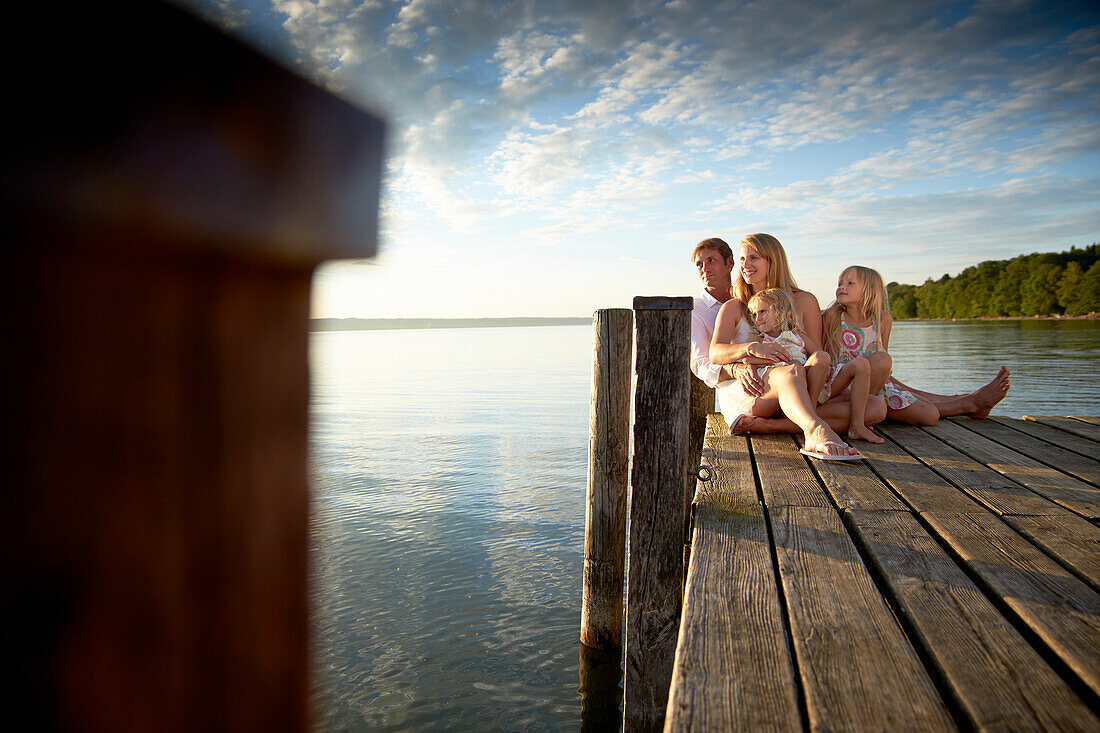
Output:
[667,415,1100,731]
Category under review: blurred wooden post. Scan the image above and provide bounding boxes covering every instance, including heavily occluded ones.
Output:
[624,296,693,733]
[3,2,383,731]
[580,308,633,649]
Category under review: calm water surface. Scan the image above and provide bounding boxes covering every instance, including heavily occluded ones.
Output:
[308,320,1100,731]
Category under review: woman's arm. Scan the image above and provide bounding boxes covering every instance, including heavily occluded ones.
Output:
[794,290,823,353]
[709,299,753,364]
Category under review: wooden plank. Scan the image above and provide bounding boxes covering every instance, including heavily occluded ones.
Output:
[666,425,801,731]
[990,416,1100,464]
[796,438,909,513]
[1026,415,1100,444]
[855,433,986,515]
[1000,512,1100,592]
[753,434,831,507]
[924,420,1100,520]
[1072,416,1100,427]
[921,510,1100,697]
[771,506,953,731]
[956,417,1100,489]
[879,423,1062,518]
[847,509,1098,730]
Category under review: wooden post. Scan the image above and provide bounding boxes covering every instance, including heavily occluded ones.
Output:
[581,309,634,649]
[686,376,715,537]
[625,296,693,732]
[3,3,383,731]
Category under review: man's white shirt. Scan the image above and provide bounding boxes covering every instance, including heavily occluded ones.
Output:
[691,290,724,387]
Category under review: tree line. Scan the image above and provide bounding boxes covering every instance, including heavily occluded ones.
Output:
[886,244,1100,319]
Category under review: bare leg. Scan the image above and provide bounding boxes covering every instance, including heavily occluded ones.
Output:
[889,366,1010,419]
[867,351,892,394]
[804,351,831,405]
[827,360,883,443]
[762,364,858,457]
[886,397,940,426]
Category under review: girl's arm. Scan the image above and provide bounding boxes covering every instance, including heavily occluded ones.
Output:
[793,290,824,353]
[880,312,893,351]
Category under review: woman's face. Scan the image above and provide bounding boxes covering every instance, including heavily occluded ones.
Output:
[738,244,769,289]
[836,269,864,306]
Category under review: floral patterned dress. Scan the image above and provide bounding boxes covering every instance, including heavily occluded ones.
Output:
[836,313,918,411]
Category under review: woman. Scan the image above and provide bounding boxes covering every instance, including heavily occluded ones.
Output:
[710,234,866,460]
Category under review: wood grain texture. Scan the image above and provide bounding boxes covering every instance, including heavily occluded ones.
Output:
[1025,416,1100,444]
[581,309,633,649]
[878,423,1059,518]
[956,417,1100,490]
[999,512,1100,592]
[861,429,990,515]
[625,303,691,732]
[666,427,800,731]
[924,420,1100,520]
[989,416,1100,464]
[754,434,832,507]
[771,506,953,732]
[801,438,910,513]
[847,509,1098,731]
[922,510,1100,697]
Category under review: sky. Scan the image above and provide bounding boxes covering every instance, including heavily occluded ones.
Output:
[180,0,1100,318]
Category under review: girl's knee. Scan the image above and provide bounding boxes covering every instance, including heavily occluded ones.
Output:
[807,350,831,368]
[852,357,870,374]
[869,350,892,370]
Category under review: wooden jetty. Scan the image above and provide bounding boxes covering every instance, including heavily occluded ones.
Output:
[667,414,1100,731]
[580,305,1100,731]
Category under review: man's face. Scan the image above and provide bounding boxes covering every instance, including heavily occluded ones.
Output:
[693,248,735,292]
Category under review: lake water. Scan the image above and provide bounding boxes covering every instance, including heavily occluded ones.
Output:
[308,319,1100,731]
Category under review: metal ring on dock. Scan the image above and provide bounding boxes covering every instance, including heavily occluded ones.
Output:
[692,465,713,482]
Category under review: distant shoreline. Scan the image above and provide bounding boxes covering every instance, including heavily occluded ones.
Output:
[310,317,591,332]
[895,314,1098,322]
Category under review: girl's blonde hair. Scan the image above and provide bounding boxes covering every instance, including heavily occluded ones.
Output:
[748,288,804,337]
[822,265,890,357]
[733,233,801,304]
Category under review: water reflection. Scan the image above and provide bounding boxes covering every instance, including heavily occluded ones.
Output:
[308,320,1100,731]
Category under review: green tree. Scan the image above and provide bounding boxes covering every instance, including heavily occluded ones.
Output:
[1057,262,1084,313]
[1020,261,1063,315]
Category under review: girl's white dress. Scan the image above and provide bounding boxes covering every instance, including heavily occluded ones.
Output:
[715,320,799,432]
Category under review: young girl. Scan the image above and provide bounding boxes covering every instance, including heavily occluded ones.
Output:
[823,266,940,427]
[748,289,883,444]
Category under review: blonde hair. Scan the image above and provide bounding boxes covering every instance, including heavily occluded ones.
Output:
[748,288,804,337]
[823,265,890,357]
[733,233,801,304]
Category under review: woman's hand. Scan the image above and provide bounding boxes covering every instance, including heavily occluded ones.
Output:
[745,340,793,363]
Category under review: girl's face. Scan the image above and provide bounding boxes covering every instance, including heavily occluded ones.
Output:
[738,244,769,289]
[836,270,864,307]
[751,301,779,335]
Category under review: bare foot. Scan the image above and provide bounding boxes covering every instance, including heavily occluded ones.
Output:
[805,422,859,457]
[969,366,1010,419]
[732,415,799,434]
[848,425,885,444]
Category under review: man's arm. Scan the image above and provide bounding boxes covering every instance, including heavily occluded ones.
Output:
[690,310,727,387]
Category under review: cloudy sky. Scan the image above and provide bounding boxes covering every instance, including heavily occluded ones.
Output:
[181,0,1099,318]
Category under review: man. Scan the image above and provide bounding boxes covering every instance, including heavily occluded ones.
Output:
[690,237,885,434]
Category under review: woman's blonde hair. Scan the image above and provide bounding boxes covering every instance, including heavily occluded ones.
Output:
[733,233,801,304]
[822,265,890,357]
[747,288,804,337]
